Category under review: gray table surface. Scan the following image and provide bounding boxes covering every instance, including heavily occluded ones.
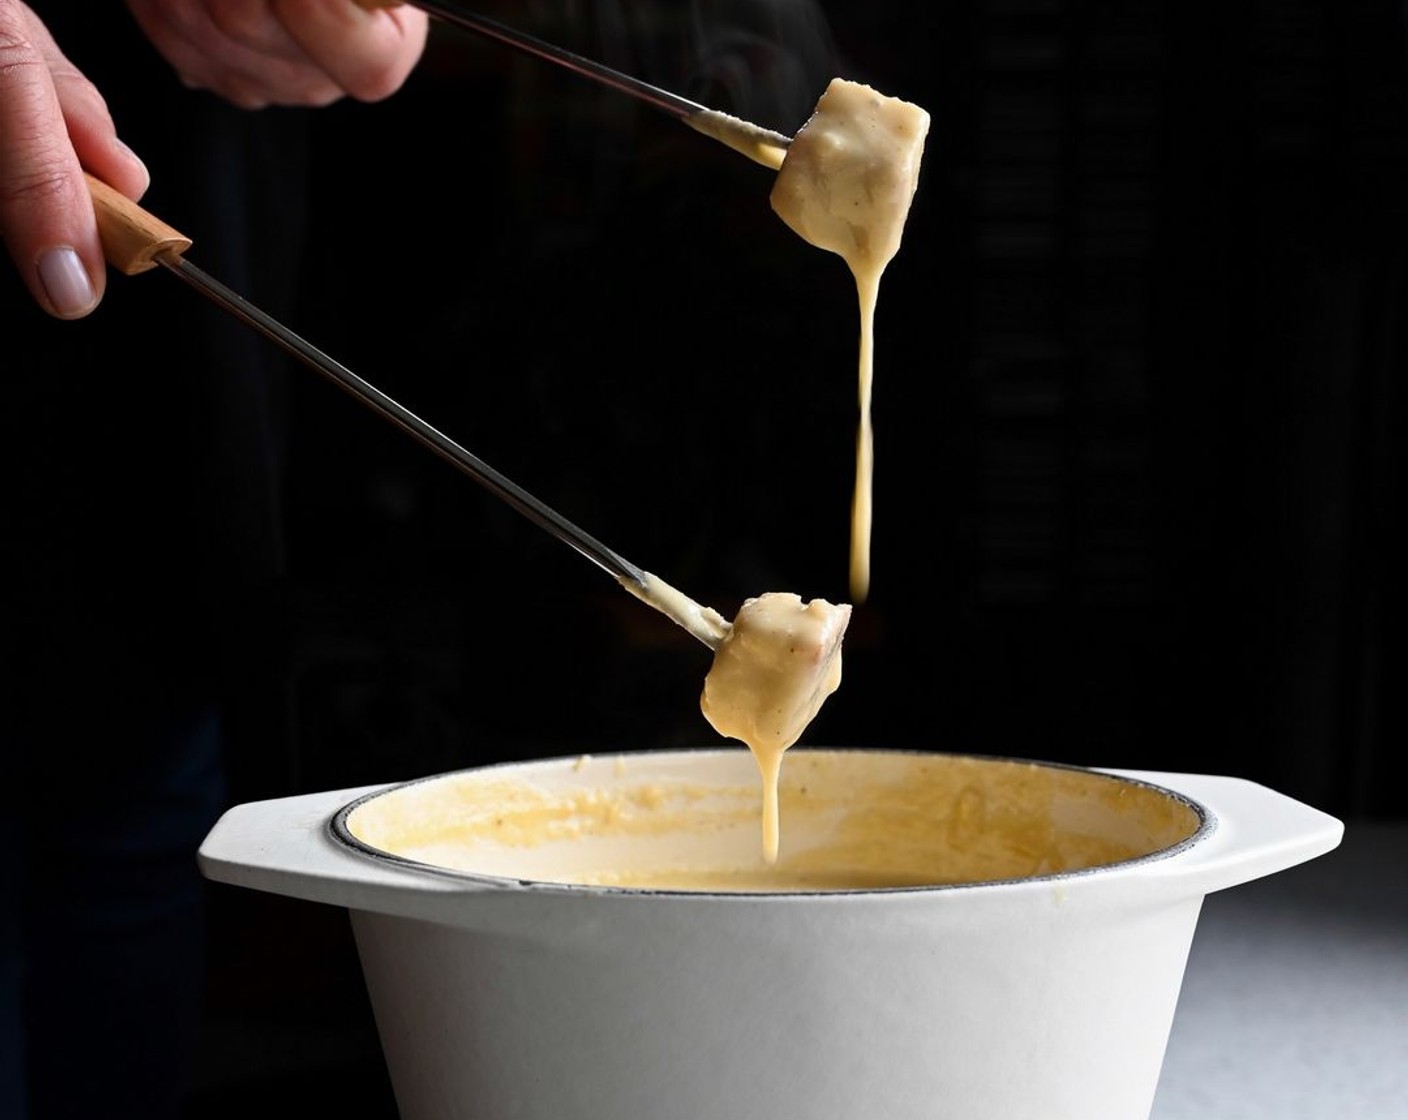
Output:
[1151,818,1408,1119]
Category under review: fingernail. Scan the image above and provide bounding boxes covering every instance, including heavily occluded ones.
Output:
[38,246,97,318]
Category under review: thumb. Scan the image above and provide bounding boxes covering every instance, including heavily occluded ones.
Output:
[0,1,148,319]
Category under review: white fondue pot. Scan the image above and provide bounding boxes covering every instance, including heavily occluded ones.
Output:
[198,748,1342,1120]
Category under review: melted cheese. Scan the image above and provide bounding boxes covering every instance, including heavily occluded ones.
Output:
[347,751,1205,894]
[770,78,930,602]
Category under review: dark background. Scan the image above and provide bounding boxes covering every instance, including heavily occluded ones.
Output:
[222,0,1406,814]
[175,0,1404,1112]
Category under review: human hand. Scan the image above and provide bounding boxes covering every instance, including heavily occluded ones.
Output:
[123,0,429,109]
[1,1,429,321]
[0,0,152,318]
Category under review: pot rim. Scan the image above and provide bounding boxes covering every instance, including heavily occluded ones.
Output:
[326,747,1215,899]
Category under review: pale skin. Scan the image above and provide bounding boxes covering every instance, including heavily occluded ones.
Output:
[0,0,429,319]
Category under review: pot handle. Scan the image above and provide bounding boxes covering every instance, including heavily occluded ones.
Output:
[1102,768,1344,897]
[197,784,515,919]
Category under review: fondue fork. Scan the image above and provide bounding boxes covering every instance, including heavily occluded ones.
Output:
[87,175,732,651]
[362,0,793,170]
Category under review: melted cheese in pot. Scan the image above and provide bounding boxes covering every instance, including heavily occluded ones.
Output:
[770,78,930,602]
[700,592,851,862]
[348,751,1206,894]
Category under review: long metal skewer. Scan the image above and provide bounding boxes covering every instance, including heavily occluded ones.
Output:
[383,0,794,170]
[87,174,733,651]
[414,0,707,118]
[164,254,641,586]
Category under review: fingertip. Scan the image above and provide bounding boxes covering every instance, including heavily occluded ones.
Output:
[114,139,152,199]
[86,138,152,203]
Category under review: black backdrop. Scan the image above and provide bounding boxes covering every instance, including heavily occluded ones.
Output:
[210,0,1407,822]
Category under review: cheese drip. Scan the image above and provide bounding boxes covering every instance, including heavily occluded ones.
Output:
[770,78,931,602]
